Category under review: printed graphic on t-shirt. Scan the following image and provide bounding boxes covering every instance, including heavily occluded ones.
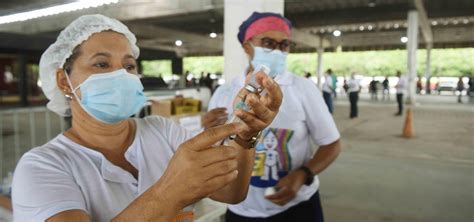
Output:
[250,128,294,188]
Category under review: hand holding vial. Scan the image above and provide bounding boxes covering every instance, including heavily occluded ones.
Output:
[220,65,282,146]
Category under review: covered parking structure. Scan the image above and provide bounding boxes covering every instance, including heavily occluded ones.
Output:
[0,0,473,106]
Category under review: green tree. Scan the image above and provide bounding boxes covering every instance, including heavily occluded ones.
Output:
[141,48,474,78]
[141,60,172,77]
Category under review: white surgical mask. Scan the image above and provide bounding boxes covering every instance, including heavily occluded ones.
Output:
[250,46,288,78]
[65,69,146,124]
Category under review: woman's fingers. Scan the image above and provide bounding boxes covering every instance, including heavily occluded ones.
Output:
[202,108,228,129]
[198,146,237,167]
[265,186,292,205]
[203,170,239,195]
[184,123,244,151]
[245,93,274,123]
[202,158,238,181]
[252,72,282,112]
[235,109,267,131]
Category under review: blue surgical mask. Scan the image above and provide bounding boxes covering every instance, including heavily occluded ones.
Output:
[66,69,146,124]
[251,46,288,78]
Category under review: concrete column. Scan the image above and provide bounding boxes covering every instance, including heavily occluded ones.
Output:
[172,57,183,75]
[406,10,418,105]
[172,57,185,88]
[223,0,284,83]
[137,58,143,75]
[18,53,28,107]
[425,44,432,94]
[316,47,324,89]
[316,37,324,89]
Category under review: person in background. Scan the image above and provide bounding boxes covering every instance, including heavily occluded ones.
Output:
[425,77,432,94]
[1,66,15,95]
[322,70,334,114]
[456,76,465,103]
[199,71,206,86]
[203,72,213,92]
[11,14,283,222]
[416,77,423,94]
[468,75,474,103]
[3,66,14,84]
[382,76,390,101]
[347,73,361,119]
[180,70,190,88]
[395,71,406,116]
[342,77,349,94]
[369,77,378,101]
[328,69,338,98]
[203,12,341,222]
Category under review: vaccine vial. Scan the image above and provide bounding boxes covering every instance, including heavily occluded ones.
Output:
[220,65,271,145]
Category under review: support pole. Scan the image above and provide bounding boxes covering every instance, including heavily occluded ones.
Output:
[316,47,324,89]
[406,10,419,105]
[425,44,432,94]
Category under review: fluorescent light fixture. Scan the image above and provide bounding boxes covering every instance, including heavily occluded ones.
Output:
[400,36,408,43]
[368,0,376,7]
[333,30,341,37]
[0,0,119,25]
[175,40,183,46]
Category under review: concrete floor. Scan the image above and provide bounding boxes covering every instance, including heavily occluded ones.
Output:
[321,94,473,222]
[1,93,473,221]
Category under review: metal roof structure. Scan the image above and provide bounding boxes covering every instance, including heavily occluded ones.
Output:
[0,0,473,59]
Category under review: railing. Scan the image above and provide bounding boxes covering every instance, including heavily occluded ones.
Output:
[0,86,215,221]
[0,107,66,180]
[0,87,212,180]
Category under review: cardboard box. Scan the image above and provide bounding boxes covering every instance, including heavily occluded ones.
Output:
[169,112,205,135]
[151,97,201,117]
[151,99,173,117]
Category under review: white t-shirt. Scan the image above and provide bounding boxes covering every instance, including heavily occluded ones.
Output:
[396,76,407,94]
[208,71,340,218]
[12,116,193,222]
[347,78,361,93]
[322,75,333,93]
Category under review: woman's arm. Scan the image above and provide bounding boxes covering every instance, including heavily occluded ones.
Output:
[46,123,246,221]
[265,140,341,206]
[46,180,181,222]
[209,144,255,203]
[210,71,283,204]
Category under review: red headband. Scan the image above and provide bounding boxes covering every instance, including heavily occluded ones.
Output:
[244,16,291,43]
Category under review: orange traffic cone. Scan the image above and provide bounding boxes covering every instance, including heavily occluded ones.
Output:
[402,108,414,138]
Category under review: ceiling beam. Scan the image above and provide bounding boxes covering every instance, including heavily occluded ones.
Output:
[0,32,53,51]
[138,41,189,57]
[287,3,410,28]
[286,2,474,28]
[414,0,433,45]
[0,0,216,34]
[291,29,331,48]
[328,25,474,48]
[129,23,222,51]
